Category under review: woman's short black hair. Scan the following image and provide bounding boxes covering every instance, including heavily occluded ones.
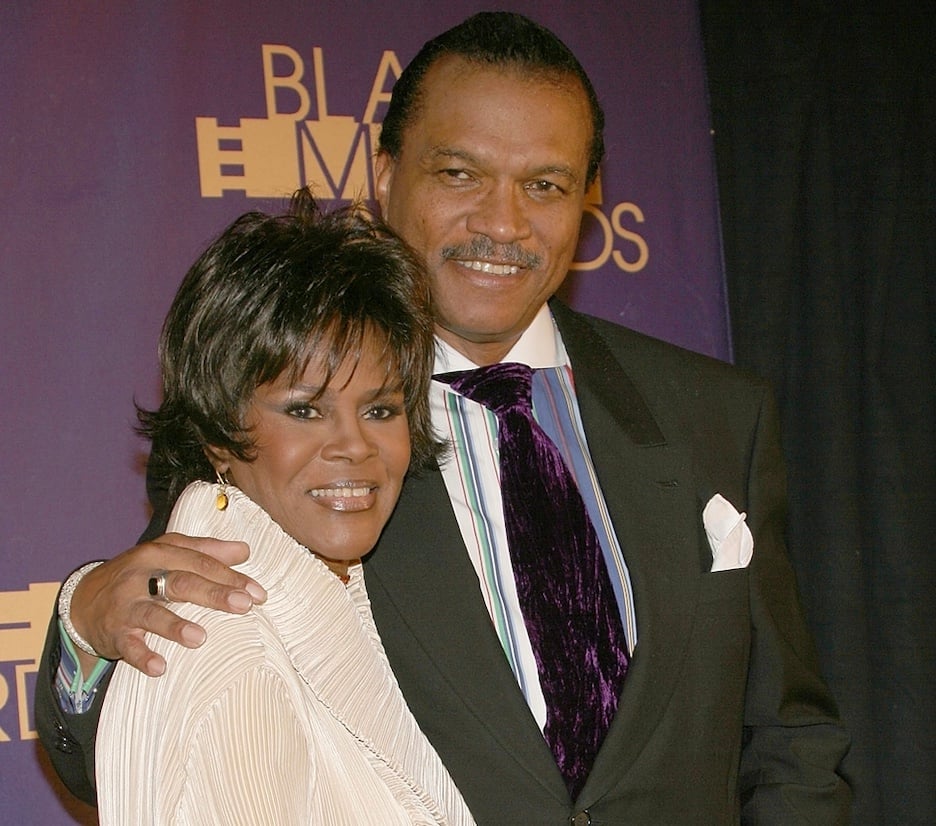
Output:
[379,11,605,186]
[139,189,441,506]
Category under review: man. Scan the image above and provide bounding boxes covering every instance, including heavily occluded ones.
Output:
[37,13,851,824]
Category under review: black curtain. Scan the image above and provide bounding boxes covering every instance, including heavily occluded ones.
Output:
[699,2,935,823]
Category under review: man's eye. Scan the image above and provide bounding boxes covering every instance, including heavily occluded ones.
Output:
[528,179,564,195]
[440,168,472,182]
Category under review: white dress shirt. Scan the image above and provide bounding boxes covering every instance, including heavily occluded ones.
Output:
[431,305,636,732]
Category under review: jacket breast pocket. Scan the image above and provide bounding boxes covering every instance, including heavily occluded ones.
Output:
[698,565,750,610]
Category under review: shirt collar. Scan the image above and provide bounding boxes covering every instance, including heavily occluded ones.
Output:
[433,304,570,373]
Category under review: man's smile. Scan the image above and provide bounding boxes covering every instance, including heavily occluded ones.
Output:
[455,260,522,276]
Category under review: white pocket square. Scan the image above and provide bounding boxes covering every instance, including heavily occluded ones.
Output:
[703,494,754,571]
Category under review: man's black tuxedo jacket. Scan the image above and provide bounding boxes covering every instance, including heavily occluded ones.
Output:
[36,302,851,823]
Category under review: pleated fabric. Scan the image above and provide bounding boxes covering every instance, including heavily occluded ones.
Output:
[96,481,476,826]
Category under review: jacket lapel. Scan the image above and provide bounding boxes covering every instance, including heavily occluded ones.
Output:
[366,466,568,803]
[368,302,703,806]
[552,303,702,802]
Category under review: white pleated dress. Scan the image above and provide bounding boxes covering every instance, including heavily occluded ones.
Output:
[96,481,476,826]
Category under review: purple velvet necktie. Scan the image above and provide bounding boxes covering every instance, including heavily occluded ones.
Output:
[437,362,629,800]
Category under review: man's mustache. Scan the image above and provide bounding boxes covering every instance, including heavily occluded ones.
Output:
[441,237,542,269]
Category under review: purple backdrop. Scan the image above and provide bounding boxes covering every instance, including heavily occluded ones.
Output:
[0,2,727,822]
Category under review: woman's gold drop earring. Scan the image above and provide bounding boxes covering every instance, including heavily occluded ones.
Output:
[215,470,229,511]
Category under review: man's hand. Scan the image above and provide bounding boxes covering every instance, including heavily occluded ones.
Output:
[68,533,267,677]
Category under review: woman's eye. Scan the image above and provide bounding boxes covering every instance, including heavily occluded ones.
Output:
[287,404,321,420]
[364,404,402,420]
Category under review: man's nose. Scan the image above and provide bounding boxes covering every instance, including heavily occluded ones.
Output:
[466,182,532,244]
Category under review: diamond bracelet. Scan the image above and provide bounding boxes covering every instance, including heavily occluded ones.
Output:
[58,561,106,658]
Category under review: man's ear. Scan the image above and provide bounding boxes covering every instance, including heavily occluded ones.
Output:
[374,149,394,216]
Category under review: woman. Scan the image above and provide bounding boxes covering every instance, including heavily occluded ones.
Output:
[94,191,474,825]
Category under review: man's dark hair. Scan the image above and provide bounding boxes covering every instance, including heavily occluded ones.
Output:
[379,11,605,187]
[139,189,441,507]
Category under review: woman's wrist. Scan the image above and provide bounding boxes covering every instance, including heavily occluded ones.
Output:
[58,561,106,658]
